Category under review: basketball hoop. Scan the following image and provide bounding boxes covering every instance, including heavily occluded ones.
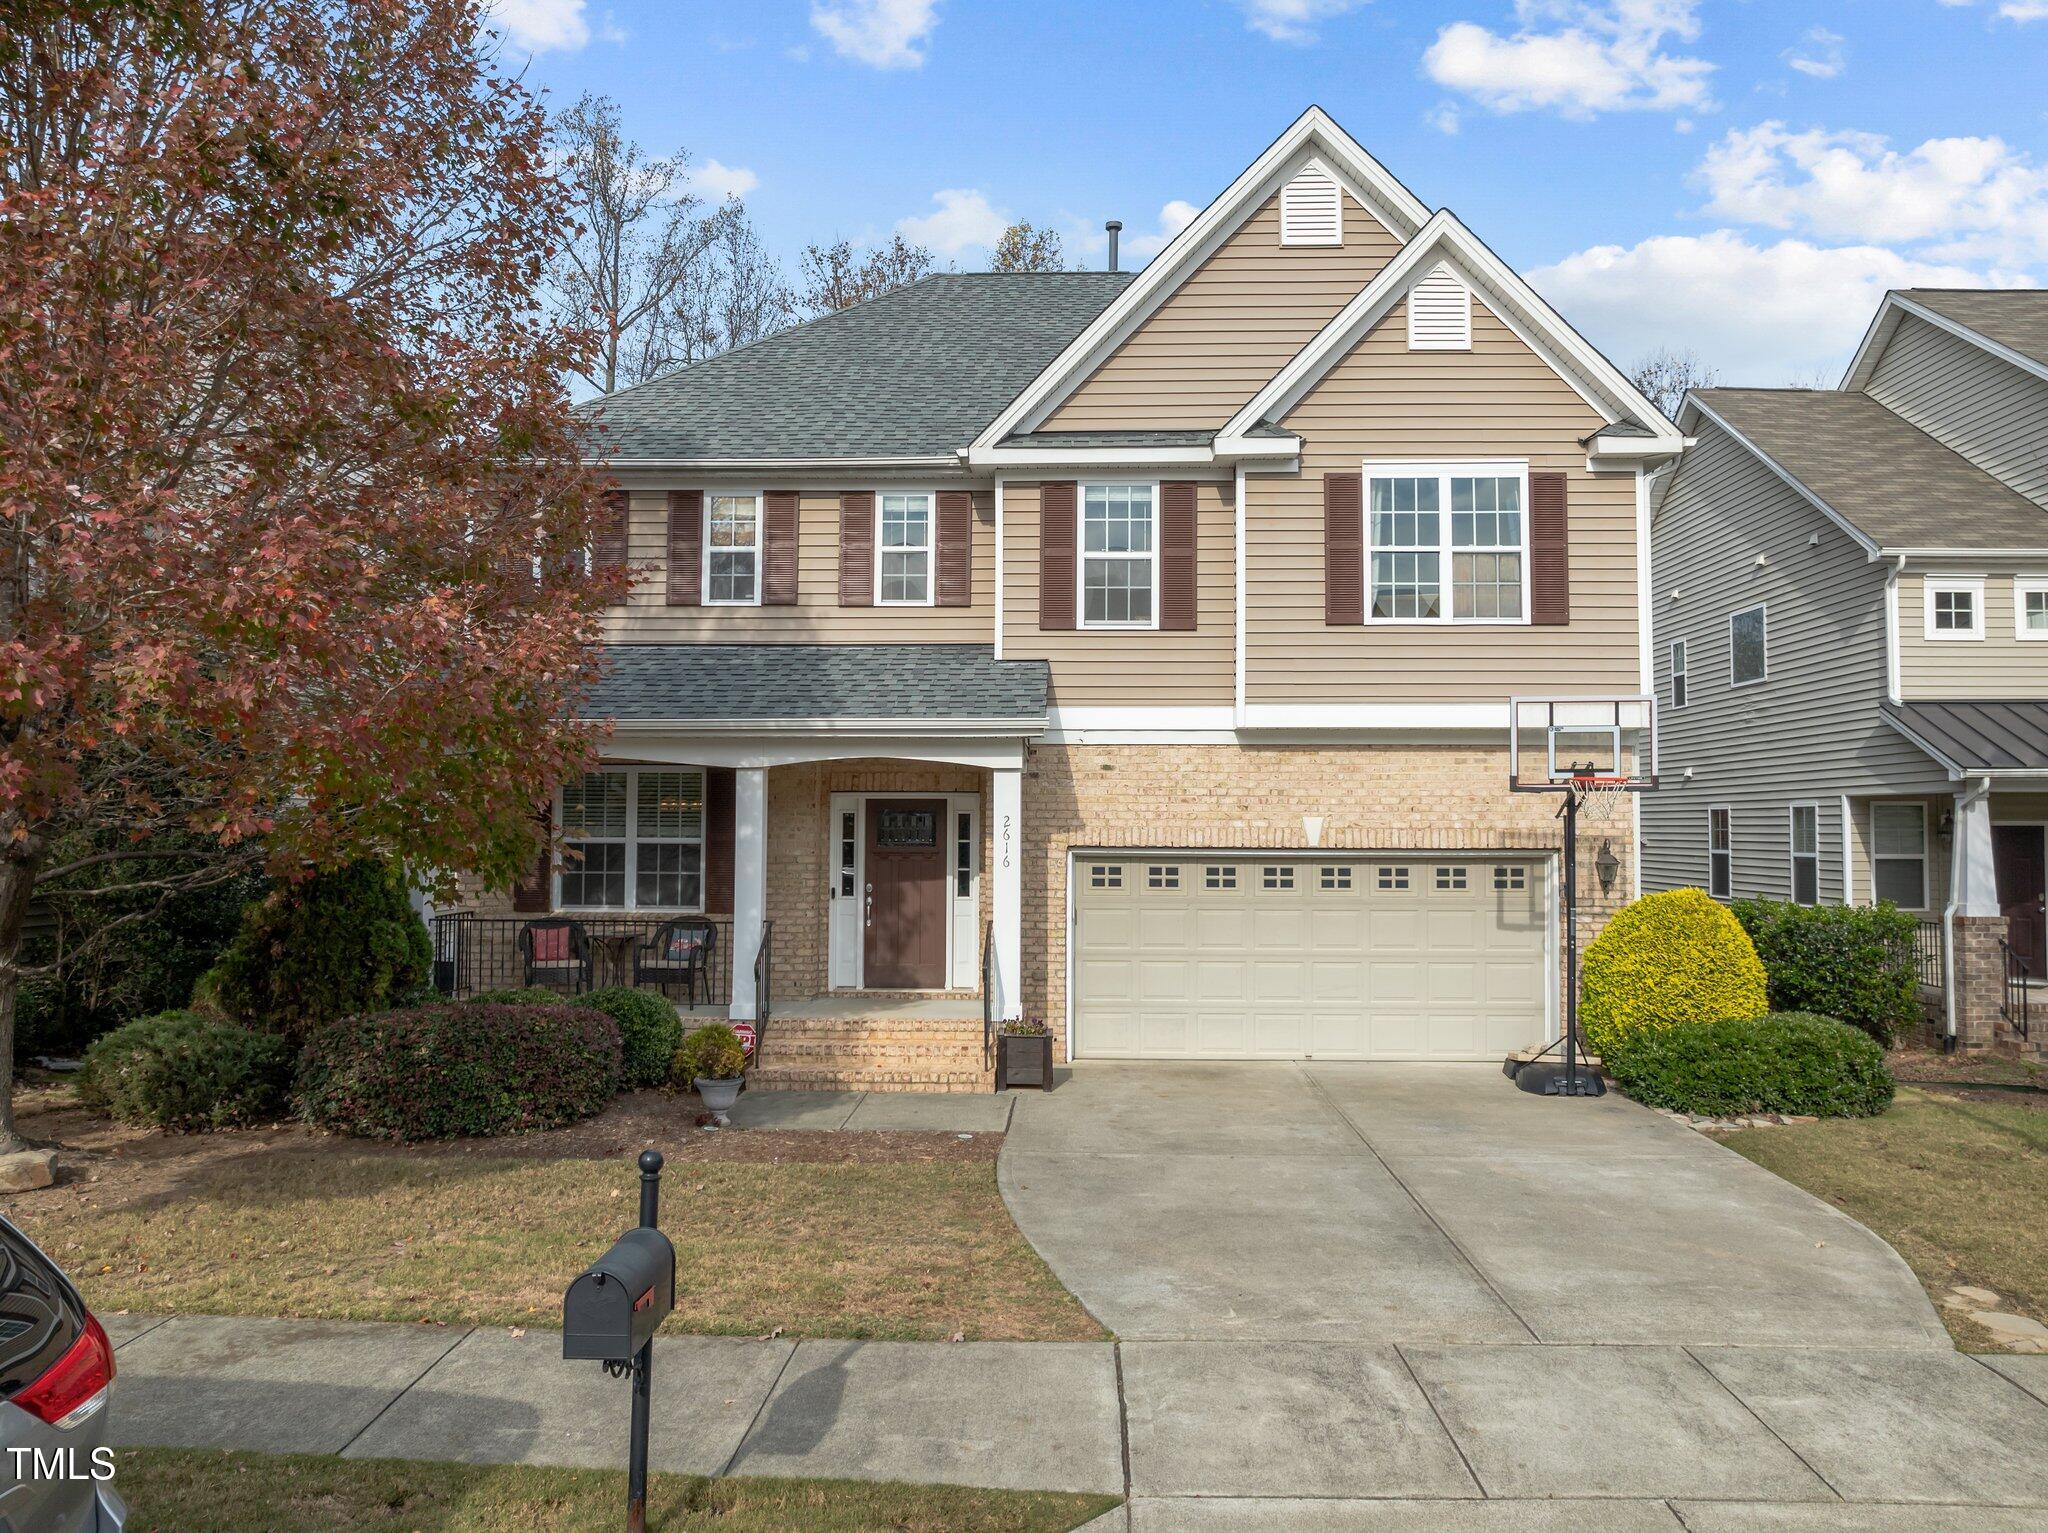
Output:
[1569,776,1634,825]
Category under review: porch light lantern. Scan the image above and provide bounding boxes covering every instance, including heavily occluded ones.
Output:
[1594,840,1621,898]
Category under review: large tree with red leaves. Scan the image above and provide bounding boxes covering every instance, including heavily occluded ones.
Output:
[0,0,618,1148]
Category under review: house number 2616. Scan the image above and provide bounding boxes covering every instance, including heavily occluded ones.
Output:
[1000,813,1013,870]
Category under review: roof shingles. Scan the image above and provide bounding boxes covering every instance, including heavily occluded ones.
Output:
[1900,290,2048,374]
[582,644,1049,726]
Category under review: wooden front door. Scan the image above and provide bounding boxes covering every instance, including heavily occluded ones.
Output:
[864,799,948,989]
[1994,824,2047,974]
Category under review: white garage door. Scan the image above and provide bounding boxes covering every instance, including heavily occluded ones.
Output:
[1073,854,1549,1061]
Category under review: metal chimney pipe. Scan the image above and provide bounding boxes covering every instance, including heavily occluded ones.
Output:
[1105,220,1122,273]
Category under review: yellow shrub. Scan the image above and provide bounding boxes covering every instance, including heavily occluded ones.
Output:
[1580,888,1768,1061]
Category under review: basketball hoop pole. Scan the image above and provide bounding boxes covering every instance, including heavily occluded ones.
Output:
[1562,782,1585,1096]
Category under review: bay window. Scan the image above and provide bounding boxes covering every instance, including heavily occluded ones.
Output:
[1367,464,1527,623]
[559,767,705,911]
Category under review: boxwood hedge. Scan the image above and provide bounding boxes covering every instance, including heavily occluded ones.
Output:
[1607,1012,1895,1119]
[77,1010,293,1131]
[1580,888,1770,1061]
[1729,899,1919,1046]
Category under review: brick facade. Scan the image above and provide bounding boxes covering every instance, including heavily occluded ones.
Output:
[1942,913,2048,1058]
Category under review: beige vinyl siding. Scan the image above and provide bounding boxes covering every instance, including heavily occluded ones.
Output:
[1642,420,1953,904]
[1844,795,1949,915]
[1244,296,1636,704]
[600,487,995,643]
[1865,313,2048,509]
[1043,190,1401,433]
[1000,479,1235,707]
[1897,570,2048,699]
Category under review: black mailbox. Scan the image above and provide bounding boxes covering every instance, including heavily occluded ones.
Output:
[563,1226,675,1363]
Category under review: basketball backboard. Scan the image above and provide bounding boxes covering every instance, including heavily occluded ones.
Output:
[1509,695,1658,793]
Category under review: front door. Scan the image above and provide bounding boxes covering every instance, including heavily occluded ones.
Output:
[864,799,948,989]
[1994,825,2047,974]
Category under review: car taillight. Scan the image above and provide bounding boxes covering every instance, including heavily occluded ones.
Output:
[11,1313,113,1429]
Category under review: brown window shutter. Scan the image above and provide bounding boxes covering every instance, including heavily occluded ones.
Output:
[593,487,630,571]
[1323,472,1363,626]
[665,490,702,606]
[1039,481,1077,631]
[839,492,875,607]
[936,491,973,607]
[703,767,736,914]
[1160,482,1198,631]
[1530,472,1570,626]
[763,491,800,605]
[511,802,553,913]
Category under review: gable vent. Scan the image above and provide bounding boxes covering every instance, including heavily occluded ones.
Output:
[1280,162,1342,246]
[1407,263,1472,351]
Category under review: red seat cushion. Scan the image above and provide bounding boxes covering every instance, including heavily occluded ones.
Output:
[531,926,571,963]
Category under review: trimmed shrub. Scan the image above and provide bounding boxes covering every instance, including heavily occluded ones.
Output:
[1730,899,1919,1047]
[213,862,432,1036]
[578,987,684,1089]
[296,1003,622,1141]
[463,987,567,1007]
[1608,1012,1896,1119]
[77,1011,292,1131]
[1581,888,1769,1063]
[674,1023,746,1085]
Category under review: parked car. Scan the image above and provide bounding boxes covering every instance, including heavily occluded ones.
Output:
[1,1215,126,1531]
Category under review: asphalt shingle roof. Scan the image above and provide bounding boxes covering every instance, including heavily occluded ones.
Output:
[1885,700,2048,773]
[578,273,1135,462]
[1901,290,2048,373]
[1000,429,1218,448]
[582,644,1050,725]
[1692,388,2048,551]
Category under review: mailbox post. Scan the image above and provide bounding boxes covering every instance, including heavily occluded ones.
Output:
[564,1149,674,1533]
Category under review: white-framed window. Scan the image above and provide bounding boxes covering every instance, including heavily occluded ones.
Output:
[1790,803,1819,907]
[1205,864,1237,890]
[1670,639,1688,710]
[1730,604,1767,687]
[1870,802,1928,911]
[2015,577,2048,641]
[558,767,705,911]
[1365,462,1529,624]
[877,491,934,605]
[1924,576,1985,641]
[1079,482,1157,629]
[704,492,761,605]
[1708,806,1732,900]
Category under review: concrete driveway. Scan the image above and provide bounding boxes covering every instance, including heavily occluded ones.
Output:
[999,1062,1950,1349]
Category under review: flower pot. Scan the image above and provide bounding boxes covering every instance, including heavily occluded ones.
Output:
[996,1031,1054,1091]
[694,1076,743,1114]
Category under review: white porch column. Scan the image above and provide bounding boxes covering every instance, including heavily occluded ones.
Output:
[729,767,768,1019]
[1955,778,1999,918]
[992,765,1023,1022]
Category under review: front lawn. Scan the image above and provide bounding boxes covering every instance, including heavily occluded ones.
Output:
[110,1448,1120,1533]
[5,1087,1102,1343]
[1721,1085,2047,1350]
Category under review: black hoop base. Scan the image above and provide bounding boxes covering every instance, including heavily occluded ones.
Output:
[1513,1061,1608,1097]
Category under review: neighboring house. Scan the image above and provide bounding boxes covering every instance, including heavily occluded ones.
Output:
[436,107,1685,1087]
[1644,288,2048,1056]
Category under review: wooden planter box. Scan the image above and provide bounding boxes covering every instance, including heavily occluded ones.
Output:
[996,1031,1054,1091]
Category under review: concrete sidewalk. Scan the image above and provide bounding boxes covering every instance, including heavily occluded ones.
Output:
[103,1313,2048,1526]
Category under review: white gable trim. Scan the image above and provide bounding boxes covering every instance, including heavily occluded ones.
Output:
[972,107,1429,450]
[1842,292,2048,393]
[1217,213,1684,453]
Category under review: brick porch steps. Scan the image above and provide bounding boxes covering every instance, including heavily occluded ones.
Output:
[748,1014,994,1094]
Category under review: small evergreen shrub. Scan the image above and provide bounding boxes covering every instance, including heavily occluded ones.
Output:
[577,987,684,1089]
[1581,888,1769,1062]
[213,862,432,1035]
[1730,899,1919,1047]
[674,1023,747,1085]
[296,1003,621,1141]
[464,987,567,1006]
[77,1011,292,1131]
[1607,1012,1895,1119]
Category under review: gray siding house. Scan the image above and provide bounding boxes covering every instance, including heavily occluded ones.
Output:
[1643,290,2048,1056]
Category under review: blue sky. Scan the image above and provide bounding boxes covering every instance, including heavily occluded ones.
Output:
[496,0,2048,384]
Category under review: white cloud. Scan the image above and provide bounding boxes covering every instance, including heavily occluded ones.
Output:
[1423,0,1715,119]
[897,188,1008,256]
[1785,26,1844,78]
[1065,200,1202,268]
[811,0,940,68]
[1939,1,2048,22]
[1428,101,1463,135]
[689,158,759,202]
[1529,231,2018,382]
[1237,0,1369,44]
[488,0,590,53]
[1124,200,1202,263]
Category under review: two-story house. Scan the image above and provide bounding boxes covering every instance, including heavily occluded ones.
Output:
[1644,288,2048,1057]
[435,108,1685,1089]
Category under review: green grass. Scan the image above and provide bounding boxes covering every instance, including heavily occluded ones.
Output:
[29,1148,1102,1342]
[1723,1086,2048,1350]
[109,1448,1120,1533]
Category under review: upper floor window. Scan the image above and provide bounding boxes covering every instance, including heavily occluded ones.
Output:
[559,767,705,911]
[1730,604,1767,687]
[1670,639,1688,709]
[706,494,760,605]
[2018,578,2048,641]
[878,492,934,604]
[1367,465,1526,624]
[1081,482,1156,628]
[1924,576,1984,641]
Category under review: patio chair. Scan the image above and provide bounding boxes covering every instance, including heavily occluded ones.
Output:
[634,918,717,1007]
[519,917,593,995]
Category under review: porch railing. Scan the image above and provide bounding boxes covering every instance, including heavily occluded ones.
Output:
[982,919,996,1073]
[2002,938,2033,1042]
[1914,920,1945,990]
[749,920,773,1071]
[429,912,733,1009]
